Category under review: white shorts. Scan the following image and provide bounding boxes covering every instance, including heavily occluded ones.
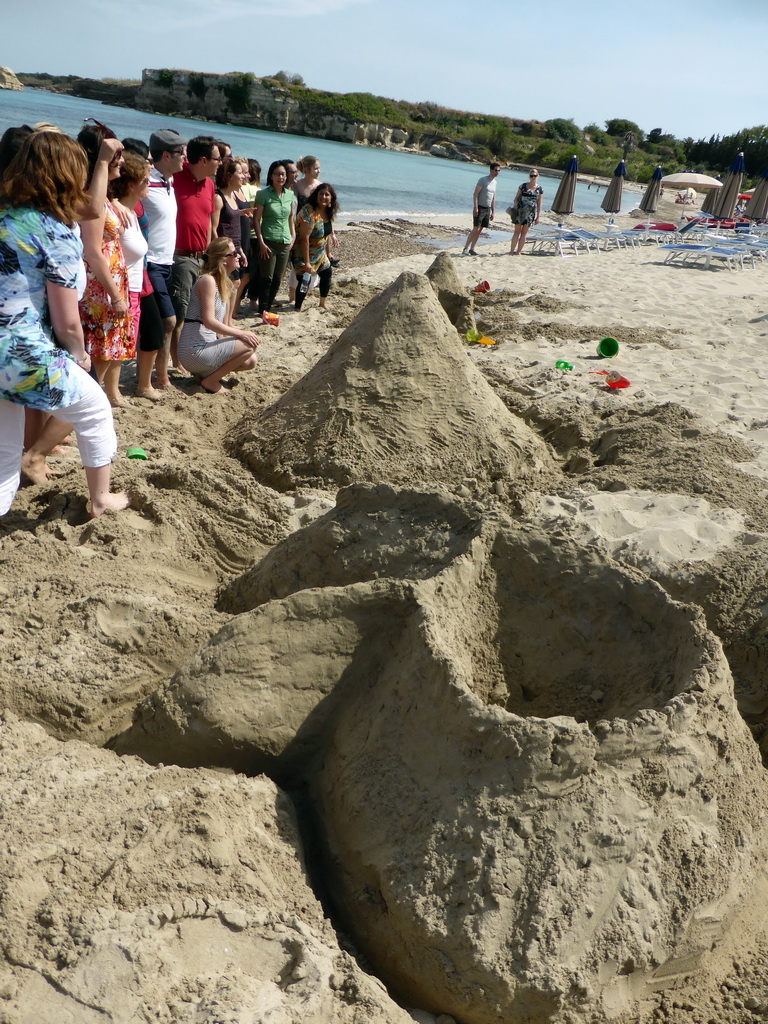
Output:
[0,368,117,515]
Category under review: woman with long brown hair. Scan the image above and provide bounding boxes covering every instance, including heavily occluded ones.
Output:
[77,120,134,407]
[0,128,128,516]
[177,237,261,394]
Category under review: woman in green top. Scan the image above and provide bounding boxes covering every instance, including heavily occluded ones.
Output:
[253,160,295,315]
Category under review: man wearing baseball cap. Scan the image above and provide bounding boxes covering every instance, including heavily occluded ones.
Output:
[143,128,187,388]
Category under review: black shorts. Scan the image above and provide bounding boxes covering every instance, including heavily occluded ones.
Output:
[138,292,164,352]
[473,205,492,228]
[146,262,175,320]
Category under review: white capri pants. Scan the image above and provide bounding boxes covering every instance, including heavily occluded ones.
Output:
[0,369,117,516]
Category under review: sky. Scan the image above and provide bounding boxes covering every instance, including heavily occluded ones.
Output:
[6,0,768,142]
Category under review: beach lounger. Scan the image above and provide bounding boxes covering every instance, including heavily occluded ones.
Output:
[660,243,712,266]
[528,228,587,257]
[660,243,754,270]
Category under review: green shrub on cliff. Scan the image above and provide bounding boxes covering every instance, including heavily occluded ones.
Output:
[188,73,205,98]
[224,72,255,113]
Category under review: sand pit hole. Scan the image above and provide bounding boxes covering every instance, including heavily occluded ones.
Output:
[466,536,702,724]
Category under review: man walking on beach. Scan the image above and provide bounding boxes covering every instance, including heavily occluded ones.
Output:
[462,162,500,256]
[170,136,221,369]
[144,128,187,388]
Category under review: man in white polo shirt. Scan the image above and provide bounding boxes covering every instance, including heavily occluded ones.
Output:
[144,128,187,388]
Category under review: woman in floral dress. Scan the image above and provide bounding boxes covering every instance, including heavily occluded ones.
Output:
[77,122,133,407]
[509,169,544,255]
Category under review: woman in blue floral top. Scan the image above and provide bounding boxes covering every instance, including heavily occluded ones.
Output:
[0,128,129,517]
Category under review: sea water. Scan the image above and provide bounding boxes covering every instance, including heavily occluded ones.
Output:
[0,88,622,224]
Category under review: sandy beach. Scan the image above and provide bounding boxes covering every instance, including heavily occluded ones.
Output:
[3,200,768,1023]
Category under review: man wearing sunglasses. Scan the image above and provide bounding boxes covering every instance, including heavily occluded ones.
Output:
[143,128,187,388]
[169,135,220,370]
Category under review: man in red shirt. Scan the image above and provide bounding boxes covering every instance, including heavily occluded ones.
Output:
[170,136,220,369]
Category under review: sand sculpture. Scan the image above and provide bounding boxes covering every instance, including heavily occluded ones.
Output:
[0,714,412,1024]
[234,271,553,494]
[5,260,768,1024]
[117,479,768,1023]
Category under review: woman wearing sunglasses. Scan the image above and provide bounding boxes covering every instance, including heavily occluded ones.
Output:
[77,120,133,406]
[177,237,261,394]
[509,169,543,255]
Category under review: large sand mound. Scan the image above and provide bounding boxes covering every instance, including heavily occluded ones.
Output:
[0,714,412,1024]
[234,271,552,493]
[112,483,768,1023]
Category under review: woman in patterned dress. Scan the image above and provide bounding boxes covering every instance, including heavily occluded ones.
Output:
[290,184,337,312]
[77,122,133,407]
[0,128,128,516]
[509,169,543,255]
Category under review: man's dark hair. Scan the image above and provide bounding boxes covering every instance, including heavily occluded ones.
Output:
[489,162,501,171]
[122,137,149,160]
[187,136,218,164]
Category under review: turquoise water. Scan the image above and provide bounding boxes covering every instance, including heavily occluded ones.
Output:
[0,88,620,220]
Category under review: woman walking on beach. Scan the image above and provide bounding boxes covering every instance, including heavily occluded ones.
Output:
[177,237,261,394]
[291,184,337,312]
[253,161,295,316]
[77,121,134,406]
[509,169,543,255]
[0,129,128,517]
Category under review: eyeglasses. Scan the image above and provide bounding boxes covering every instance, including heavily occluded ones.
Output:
[169,148,185,156]
[82,117,116,140]
[530,173,538,177]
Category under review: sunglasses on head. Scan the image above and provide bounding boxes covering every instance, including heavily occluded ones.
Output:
[82,117,117,140]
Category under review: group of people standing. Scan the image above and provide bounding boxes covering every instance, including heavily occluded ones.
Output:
[462,162,544,256]
[0,117,340,519]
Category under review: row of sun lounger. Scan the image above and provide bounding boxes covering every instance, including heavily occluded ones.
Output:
[527,224,768,269]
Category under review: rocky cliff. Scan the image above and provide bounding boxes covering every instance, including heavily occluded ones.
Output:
[72,68,476,161]
[0,66,23,91]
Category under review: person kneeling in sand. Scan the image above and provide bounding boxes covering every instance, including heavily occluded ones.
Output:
[177,238,260,394]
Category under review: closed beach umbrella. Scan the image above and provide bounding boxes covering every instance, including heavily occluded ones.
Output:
[709,152,745,220]
[639,165,663,215]
[745,172,768,219]
[601,159,626,215]
[745,167,768,221]
[551,155,579,217]
[701,186,720,215]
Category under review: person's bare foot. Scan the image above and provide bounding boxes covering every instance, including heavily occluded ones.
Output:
[155,376,171,389]
[108,394,128,408]
[87,492,131,518]
[135,387,164,402]
[199,376,223,394]
[20,451,55,484]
